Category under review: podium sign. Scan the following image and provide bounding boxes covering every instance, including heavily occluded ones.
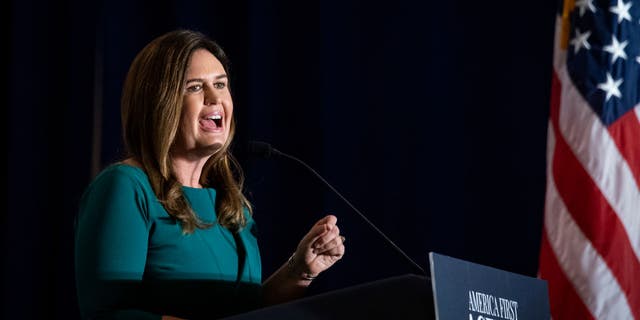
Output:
[429,252,550,320]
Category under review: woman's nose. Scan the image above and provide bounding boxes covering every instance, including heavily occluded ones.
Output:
[203,86,221,105]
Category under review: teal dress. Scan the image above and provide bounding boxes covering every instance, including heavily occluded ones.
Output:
[75,164,262,319]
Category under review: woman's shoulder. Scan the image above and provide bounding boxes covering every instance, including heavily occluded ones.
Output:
[77,162,158,235]
[84,161,153,197]
[94,162,148,185]
[241,207,258,235]
[78,162,156,222]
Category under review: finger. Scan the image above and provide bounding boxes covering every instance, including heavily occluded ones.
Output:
[314,230,345,255]
[315,240,345,258]
[298,216,339,251]
[301,215,337,247]
[314,214,337,227]
[299,223,331,249]
[312,225,340,251]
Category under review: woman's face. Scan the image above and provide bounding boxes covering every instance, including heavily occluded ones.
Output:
[174,49,233,158]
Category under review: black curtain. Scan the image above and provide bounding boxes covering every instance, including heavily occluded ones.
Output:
[4,0,555,318]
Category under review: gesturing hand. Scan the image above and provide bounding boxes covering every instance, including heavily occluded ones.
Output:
[289,215,346,280]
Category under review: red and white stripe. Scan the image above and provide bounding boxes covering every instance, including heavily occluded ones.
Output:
[539,15,640,320]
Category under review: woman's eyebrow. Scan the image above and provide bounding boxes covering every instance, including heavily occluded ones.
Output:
[185,74,227,84]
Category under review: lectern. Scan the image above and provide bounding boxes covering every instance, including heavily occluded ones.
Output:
[223,252,550,320]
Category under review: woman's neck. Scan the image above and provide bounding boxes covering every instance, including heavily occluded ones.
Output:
[171,155,211,188]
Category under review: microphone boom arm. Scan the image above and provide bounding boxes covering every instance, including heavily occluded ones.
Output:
[273,148,427,276]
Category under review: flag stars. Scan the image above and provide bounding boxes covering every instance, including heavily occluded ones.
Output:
[603,36,628,63]
[597,72,623,101]
[575,0,596,16]
[609,0,632,24]
[570,29,592,54]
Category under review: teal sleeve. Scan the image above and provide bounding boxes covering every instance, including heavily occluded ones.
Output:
[242,209,262,284]
[75,167,160,319]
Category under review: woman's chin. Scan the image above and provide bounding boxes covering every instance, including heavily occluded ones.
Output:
[173,139,228,159]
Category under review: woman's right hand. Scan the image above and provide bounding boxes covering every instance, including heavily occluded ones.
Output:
[289,215,346,280]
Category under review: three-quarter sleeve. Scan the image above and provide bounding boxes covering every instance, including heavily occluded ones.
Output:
[74,166,160,319]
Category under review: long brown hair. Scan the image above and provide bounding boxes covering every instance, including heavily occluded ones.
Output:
[121,29,251,233]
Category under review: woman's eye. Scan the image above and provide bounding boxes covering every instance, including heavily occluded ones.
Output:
[186,84,202,92]
[213,82,226,89]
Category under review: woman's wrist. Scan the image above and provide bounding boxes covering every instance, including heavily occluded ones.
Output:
[287,252,317,282]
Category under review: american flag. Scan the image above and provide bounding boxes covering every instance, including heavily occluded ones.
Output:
[538,0,640,318]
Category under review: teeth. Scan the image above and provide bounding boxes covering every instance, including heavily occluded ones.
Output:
[207,115,222,120]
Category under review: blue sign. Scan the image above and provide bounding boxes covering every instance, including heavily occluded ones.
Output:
[429,252,550,320]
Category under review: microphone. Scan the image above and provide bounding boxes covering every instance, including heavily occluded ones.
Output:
[247,140,427,276]
[247,140,281,159]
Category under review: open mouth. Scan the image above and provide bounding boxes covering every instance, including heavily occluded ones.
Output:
[200,112,224,131]
[207,114,223,127]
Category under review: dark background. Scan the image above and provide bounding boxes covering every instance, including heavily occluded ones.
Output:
[4,0,556,318]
